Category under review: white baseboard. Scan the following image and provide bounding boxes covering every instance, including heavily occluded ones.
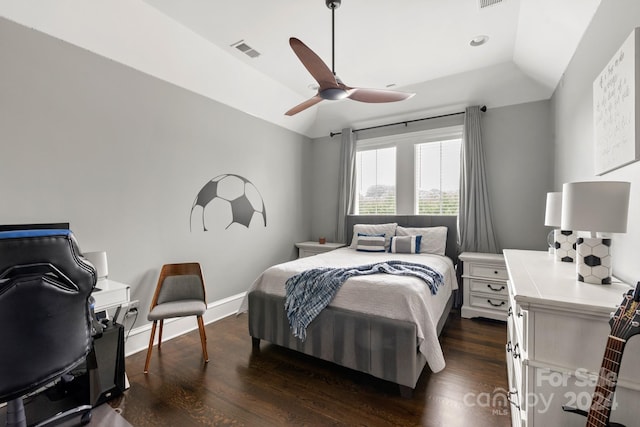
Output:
[122,292,246,357]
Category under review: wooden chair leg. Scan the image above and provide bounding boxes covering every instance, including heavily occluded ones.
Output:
[144,320,158,374]
[158,319,164,350]
[197,316,209,363]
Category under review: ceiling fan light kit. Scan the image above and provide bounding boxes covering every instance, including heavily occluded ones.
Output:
[285,0,414,116]
[320,87,349,100]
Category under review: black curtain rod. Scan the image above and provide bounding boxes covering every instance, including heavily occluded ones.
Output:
[329,105,487,138]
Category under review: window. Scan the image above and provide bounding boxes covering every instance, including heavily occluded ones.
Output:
[415,139,461,214]
[356,147,396,214]
[354,126,462,215]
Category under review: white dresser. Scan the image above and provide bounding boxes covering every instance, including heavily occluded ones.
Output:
[504,249,640,427]
[460,252,509,321]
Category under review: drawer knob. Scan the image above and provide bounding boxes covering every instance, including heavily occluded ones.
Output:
[487,284,505,292]
[494,270,499,275]
[487,299,505,307]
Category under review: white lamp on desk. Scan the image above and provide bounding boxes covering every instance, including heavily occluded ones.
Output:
[84,251,108,280]
[544,191,577,262]
[561,181,631,284]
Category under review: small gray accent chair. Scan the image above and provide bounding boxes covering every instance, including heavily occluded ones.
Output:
[143,262,208,373]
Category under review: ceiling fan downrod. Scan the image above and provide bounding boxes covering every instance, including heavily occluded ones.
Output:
[326,0,341,75]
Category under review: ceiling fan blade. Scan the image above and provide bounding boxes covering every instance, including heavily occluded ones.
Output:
[347,88,415,103]
[285,95,324,116]
[289,37,338,90]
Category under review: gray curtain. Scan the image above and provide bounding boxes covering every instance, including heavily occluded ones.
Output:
[336,128,357,243]
[459,106,499,254]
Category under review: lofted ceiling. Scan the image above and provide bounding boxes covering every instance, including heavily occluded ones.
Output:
[0,0,601,138]
[141,0,601,137]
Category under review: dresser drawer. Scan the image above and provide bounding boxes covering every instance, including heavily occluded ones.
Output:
[468,263,508,280]
[468,278,508,295]
[507,283,528,360]
[468,294,508,312]
[506,339,525,427]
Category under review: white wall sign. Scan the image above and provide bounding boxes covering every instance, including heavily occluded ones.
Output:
[593,27,640,175]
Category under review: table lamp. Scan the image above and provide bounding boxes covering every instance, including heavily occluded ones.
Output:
[84,250,109,280]
[561,181,631,284]
[544,191,576,262]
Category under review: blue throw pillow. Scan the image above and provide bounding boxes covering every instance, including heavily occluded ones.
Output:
[356,233,386,252]
[389,235,422,254]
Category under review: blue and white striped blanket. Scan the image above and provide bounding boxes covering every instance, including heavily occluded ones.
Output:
[284,261,444,340]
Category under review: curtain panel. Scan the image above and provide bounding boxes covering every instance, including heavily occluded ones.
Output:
[459,106,499,254]
[336,128,357,243]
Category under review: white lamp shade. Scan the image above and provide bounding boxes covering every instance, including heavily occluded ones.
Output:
[84,250,108,279]
[560,181,631,233]
[544,192,562,227]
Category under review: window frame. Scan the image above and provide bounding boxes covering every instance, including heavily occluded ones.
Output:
[355,125,463,215]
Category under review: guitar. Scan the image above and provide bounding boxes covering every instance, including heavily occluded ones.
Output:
[563,281,640,427]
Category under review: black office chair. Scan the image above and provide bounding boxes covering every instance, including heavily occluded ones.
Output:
[0,229,97,427]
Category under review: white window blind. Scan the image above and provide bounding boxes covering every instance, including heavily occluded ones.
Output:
[415,139,461,215]
[355,147,396,214]
[355,125,462,215]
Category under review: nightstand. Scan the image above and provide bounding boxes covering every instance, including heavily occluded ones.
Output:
[459,252,508,321]
[295,241,346,258]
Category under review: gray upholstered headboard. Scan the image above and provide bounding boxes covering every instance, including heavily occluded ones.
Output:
[345,215,459,264]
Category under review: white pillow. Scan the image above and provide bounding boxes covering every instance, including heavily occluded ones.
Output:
[349,223,397,251]
[396,226,448,256]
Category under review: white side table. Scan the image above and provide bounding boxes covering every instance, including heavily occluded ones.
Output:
[460,252,508,321]
[295,241,346,258]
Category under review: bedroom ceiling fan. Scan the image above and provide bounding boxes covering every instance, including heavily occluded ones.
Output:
[285,0,415,116]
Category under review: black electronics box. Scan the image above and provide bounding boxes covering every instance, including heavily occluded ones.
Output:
[87,320,126,406]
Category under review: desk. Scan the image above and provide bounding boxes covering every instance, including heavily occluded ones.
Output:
[92,279,130,313]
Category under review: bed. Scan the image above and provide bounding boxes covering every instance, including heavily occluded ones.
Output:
[240,215,459,396]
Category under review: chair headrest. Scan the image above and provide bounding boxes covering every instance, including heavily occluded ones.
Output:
[0,229,72,239]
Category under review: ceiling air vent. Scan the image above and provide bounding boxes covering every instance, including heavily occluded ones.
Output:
[231,40,261,58]
[478,0,503,9]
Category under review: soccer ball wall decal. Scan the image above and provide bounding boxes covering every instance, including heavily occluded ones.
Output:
[190,174,267,231]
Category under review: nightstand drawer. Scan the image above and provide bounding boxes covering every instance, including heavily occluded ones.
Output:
[468,278,508,295]
[295,241,346,258]
[468,264,508,281]
[468,294,508,312]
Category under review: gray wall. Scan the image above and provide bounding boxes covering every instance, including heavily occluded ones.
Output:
[551,0,640,285]
[0,18,312,325]
[310,101,554,251]
[482,101,554,250]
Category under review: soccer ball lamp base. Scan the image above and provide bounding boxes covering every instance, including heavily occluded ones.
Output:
[576,237,612,285]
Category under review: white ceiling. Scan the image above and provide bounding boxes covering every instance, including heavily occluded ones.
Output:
[0,0,601,138]
[141,0,601,137]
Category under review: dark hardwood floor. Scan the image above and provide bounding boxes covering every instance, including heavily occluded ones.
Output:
[111,310,511,426]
